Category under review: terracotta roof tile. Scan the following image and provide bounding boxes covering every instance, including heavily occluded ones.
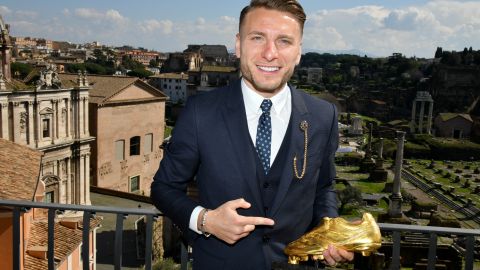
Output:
[0,139,42,200]
[25,215,102,270]
[59,73,166,104]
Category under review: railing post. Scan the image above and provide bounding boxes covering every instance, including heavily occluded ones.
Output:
[114,214,126,270]
[82,211,91,270]
[48,208,56,270]
[390,231,401,270]
[464,236,474,270]
[427,232,437,270]
[12,207,21,270]
[144,215,153,270]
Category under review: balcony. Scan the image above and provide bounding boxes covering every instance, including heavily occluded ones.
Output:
[1,199,479,270]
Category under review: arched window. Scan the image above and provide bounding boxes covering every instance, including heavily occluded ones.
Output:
[130,136,141,156]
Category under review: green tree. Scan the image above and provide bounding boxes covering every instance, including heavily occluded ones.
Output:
[127,68,153,78]
[11,62,33,79]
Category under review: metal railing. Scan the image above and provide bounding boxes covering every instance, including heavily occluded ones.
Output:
[1,199,480,270]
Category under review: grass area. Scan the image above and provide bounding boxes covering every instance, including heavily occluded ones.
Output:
[164,125,173,138]
[407,159,480,205]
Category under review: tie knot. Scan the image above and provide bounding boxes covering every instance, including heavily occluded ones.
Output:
[260,99,272,113]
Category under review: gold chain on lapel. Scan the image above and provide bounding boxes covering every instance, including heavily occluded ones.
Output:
[293,120,308,179]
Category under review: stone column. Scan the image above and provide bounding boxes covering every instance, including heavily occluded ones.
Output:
[389,131,405,217]
[12,102,20,143]
[410,101,416,133]
[418,101,425,134]
[51,100,56,144]
[427,101,434,135]
[79,154,85,204]
[66,157,72,204]
[85,153,91,205]
[65,99,70,139]
[79,97,84,138]
[84,98,89,137]
[1,103,8,139]
[35,102,41,147]
[378,138,384,160]
[28,101,35,146]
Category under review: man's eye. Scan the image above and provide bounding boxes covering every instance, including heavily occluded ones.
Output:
[251,36,263,41]
[278,39,292,45]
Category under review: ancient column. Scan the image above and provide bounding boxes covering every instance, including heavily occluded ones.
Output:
[85,153,91,205]
[35,102,41,147]
[418,101,425,133]
[28,101,35,146]
[79,154,85,204]
[65,98,70,139]
[1,103,8,139]
[410,101,416,133]
[366,122,373,157]
[12,102,20,143]
[427,101,434,135]
[51,100,56,144]
[389,131,405,217]
[66,157,72,204]
[378,138,384,160]
[84,98,89,136]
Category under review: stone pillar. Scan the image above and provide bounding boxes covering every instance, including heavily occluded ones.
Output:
[378,138,384,160]
[1,102,8,139]
[65,99,70,139]
[12,102,20,143]
[28,101,35,146]
[79,154,85,204]
[35,102,41,147]
[84,98,89,137]
[427,101,434,135]
[418,101,425,133]
[85,153,91,205]
[66,157,72,204]
[410,101,416,133]
[51,100,56,144]
[79,97,84,138]
[389,131,405,217]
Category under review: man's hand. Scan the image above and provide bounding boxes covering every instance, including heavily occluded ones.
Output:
[202,198,275,244]
[322,244,354,266]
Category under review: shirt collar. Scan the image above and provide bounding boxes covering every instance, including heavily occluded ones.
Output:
[241,78,290,116]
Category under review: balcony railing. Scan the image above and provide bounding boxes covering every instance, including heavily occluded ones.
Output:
[1,199,480,270]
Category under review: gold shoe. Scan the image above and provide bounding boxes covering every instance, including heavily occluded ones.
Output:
[284,213,382,264]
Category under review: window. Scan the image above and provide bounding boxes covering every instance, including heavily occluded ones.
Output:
[115,140,125,160]
[42,119,50,138]
[44,191,54,203]
[130,136,141,156]
[144,133,153,154]
[130,175,140,192]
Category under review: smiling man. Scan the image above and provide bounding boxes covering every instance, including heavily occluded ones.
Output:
[151,0,352,269]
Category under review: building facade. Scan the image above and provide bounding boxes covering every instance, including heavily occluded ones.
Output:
[0,65,93,205]
[59,74,167,195]
[149,73,188,103]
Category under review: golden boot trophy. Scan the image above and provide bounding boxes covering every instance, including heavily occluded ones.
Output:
[284,213,381,264]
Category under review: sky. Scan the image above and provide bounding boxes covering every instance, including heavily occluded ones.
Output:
[1,0,479,58]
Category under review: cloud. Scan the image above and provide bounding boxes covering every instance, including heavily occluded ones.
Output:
[303,1,480,57]
[15,10,38,19]
[139,19,173,34]
[62,8,70,16]
[0,5,11,14]
[74,8,127,24]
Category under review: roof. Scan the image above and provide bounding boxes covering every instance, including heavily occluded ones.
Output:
[150,72,188,80]
[438,113,473,123]
[25,216,102,270]
[0,139,42,200]
[59,73,167,104]
[201,65,237,73]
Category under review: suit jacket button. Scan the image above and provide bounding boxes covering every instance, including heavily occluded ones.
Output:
[263,182,270,189]
[263,235,270,243]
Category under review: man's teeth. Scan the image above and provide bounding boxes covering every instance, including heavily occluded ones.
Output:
[258,66,279,72]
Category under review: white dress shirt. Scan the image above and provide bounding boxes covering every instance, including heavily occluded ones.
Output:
[189,79,292,233]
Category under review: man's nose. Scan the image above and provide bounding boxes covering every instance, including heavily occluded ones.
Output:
[261,40,278,61]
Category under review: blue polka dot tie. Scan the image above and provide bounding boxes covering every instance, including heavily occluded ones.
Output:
[256,99,272,175]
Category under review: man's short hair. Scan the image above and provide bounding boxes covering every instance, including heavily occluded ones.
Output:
[239,0,306,34]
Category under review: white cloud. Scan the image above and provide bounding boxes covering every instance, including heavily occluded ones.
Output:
[15,10,38,19]
[139,19,173,34]
[303,1,480,57]
[0,6,11,14]
[74,8,127,24]
[62,8,70,16]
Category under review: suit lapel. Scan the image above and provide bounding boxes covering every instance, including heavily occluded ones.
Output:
[270,86,309,216]
[221,80,263,213]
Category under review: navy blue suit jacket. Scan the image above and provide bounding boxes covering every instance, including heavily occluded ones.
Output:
[151,79,339,269]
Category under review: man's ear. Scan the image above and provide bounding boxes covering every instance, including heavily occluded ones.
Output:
[295,44,302,65]
[235,33,241,59]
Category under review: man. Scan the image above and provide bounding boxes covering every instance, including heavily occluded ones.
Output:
[151,0,353,269]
